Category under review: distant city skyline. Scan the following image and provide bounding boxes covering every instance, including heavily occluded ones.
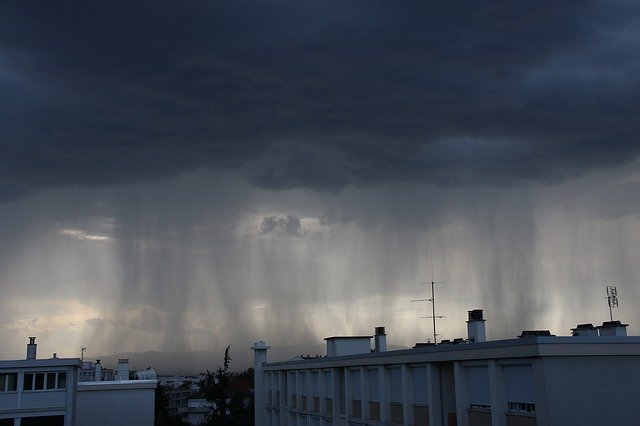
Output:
[1,2,640,371]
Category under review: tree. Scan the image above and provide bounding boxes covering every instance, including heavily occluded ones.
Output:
[201,345,232,424]
[201,346,253,425]
[154,382,183,426]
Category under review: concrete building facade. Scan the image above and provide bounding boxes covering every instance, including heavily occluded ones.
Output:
[0,338,80,426]
[252,312,640,426]
[0,338,156,426]
[75,380,156,426]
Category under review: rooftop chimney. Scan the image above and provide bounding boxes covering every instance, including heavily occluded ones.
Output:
[466,309,486,343]
[571,323,598,337]
[117,358,130,381]
[26,337,37,360]
[95,359,102,382]
[374,327,387,352]
[597,320,628,337]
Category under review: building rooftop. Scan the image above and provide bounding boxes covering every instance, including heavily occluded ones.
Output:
[0,357,82,369]
[263,335,640,369]
[323,335,373,340]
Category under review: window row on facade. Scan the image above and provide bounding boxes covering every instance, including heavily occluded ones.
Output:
[0,371,67,392]
[264,362,535,425]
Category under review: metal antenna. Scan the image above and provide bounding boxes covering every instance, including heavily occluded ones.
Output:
[411,252,445,343]
[606,286,619,321]
[81,346,87,363]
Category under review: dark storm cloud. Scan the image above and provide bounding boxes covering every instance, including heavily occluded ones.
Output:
[260,215,303,236]
[1,1,640,196]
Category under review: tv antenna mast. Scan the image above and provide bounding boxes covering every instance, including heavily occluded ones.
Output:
[81,347,87,363]
[606,286,619,321]
[411,253,445,344]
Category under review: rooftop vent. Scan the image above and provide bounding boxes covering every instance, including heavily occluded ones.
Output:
[413,342,436,349]
[374,327,387,352]
[601,320,626,327]
[467,309,486,343]
[26,337,37,360]
[468,309,484,321]
[597,320,628,337]
[571,323,598,337]
[518,330,555,338]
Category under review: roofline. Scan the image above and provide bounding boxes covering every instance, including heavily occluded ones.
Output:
[0,358,82,369]
[78,379,157,391]
[262,336,640,370]
[324,336,373,340]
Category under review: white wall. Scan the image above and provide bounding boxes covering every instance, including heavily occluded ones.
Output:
[326,338,371,357]
[542,356,640,426]
[76,380,156,426]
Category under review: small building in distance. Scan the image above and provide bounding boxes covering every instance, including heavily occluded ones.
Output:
[252,310,640,426]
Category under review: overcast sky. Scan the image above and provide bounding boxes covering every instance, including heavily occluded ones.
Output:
[1,1,640,368]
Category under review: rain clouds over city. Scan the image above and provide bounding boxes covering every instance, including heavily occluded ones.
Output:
[2,1,640,369]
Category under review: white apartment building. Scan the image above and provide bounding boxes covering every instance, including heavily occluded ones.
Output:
[0,338,80,426]
[0,338,156,426]
[252,311,640,426]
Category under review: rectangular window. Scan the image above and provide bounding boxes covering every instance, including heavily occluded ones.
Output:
[352,400,362,418]
[350,369,361,400]
[23,372,66,391]
[368,369,379,401]
[274,373,280,407]
[46,372,57,390]
[311,371,320,397]
[6,373,17,391]
[22,415,64,426]
[24,373,34,391]
[34,373,45,390]
[0,373,17,392]
[414,405,429,426]
[370,401,380,421]
[337,368,345,415]
[508,402,536,413]
[299,372,307,410]
[289,372,297,409]
[265,373,272,405]
[58,372,66,389]
[323,370,333,397]
[467,366,490,409]
[412,366,428,404]
[390,368,402,402]
[390,403,404,424]
[505,365,534,413]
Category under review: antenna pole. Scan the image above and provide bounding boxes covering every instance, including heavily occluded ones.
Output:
[606,285,619,322]
[431,281,437,344]
[609,301,613,322]
[411,254,445,344]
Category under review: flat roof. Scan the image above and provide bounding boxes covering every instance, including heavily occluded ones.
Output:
[0,358,82,369]
[263,336,640,370]
[324,336,373,340]
[78,380,157,391]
